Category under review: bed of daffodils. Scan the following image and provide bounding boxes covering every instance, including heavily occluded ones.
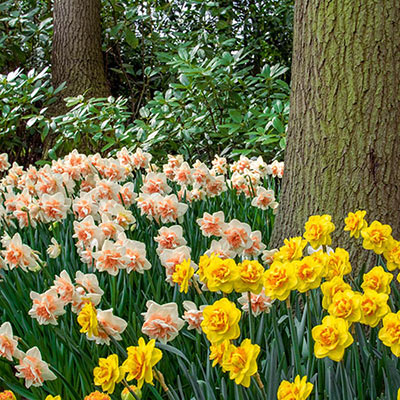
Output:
[0,149,399,400]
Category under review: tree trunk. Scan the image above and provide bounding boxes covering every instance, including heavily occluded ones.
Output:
[52,0,110,112]
[270,0,400,267]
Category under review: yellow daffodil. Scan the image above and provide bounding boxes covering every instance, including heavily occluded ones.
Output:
[361,221,393,254]
[198,253,214,283]
[304,215,335,249]
[93,354,124,394]
[384,240,400,271]
[204,257,239,294]
[308,250,329,275]
[324,248,352,280]
[277,375,313,400]
[235,260,264,294]
[328,290,362,323]
[209,340,230,369]
[344,210,367,238]
[172,258,195,293]
[361,266,393,295]
[293,256,324,293]
[201,298,241,344]
[379,311,400,356]
[360,289,390,327]
[312,316,353,362]
[78,302,99,338]
[221,339,260,388]
[263,261,298,301]
[274,237,307,262]
[321,276,352,310]
[122,337,162,389]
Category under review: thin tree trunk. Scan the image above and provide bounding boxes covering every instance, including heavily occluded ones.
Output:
[270,0,400,269]
[52,0,110,112]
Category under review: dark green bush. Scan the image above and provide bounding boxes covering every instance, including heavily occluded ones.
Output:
[0,58,289,165]
[133,48,289,162]
[0,67,63,165]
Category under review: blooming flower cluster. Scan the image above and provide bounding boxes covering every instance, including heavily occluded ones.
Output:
[0,149,284,397]
[29,269,103,320]
[230,155,283,198]
[92,337,162,394]
[9,148,400,399]
[196,211,267,260]
[0,321,56,388]
[258,211,400,365]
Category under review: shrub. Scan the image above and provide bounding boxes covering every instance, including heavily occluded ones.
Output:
[134,48,289,162]
[0,67,63,165]
[44,96,136,158]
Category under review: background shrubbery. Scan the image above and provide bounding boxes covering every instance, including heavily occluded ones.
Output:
[0,0,293,165]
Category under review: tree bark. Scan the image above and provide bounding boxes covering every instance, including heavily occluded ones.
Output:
[270,0,400,267]
[52,0,110,112]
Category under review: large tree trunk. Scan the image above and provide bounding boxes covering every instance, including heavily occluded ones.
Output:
[270,0,400,267]
[52,0,110,111]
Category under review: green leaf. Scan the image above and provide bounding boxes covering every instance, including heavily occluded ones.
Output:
[125,29,139,49]
[26,117,37,127]
[178,48,188,61]
[156,343,190,364]
[228,109,243,123]
[272,116,285,133]
[179,74,190,87]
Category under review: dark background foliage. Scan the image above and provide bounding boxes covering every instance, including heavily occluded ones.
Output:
[0,0,293,164]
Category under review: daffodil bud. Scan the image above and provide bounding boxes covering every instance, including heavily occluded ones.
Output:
[0,389,16,400]
[121,385,142,400]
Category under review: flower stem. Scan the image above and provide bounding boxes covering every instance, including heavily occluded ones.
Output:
[306,292,314,377]
[154,368,169,393]
[286,297,303,375]
[193,278,207,303]
[122,379,140,400]
[255,372,268,400]
[248,291,254,343]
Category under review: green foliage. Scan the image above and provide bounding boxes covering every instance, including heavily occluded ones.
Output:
[0,67,63,165]
[44,96,137,158]
[101,0,294,113]
[134,49,289,162]
[0,0,52,72]
[0,0,294,165]
[0,67,135,164]
[1,59,288,165]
